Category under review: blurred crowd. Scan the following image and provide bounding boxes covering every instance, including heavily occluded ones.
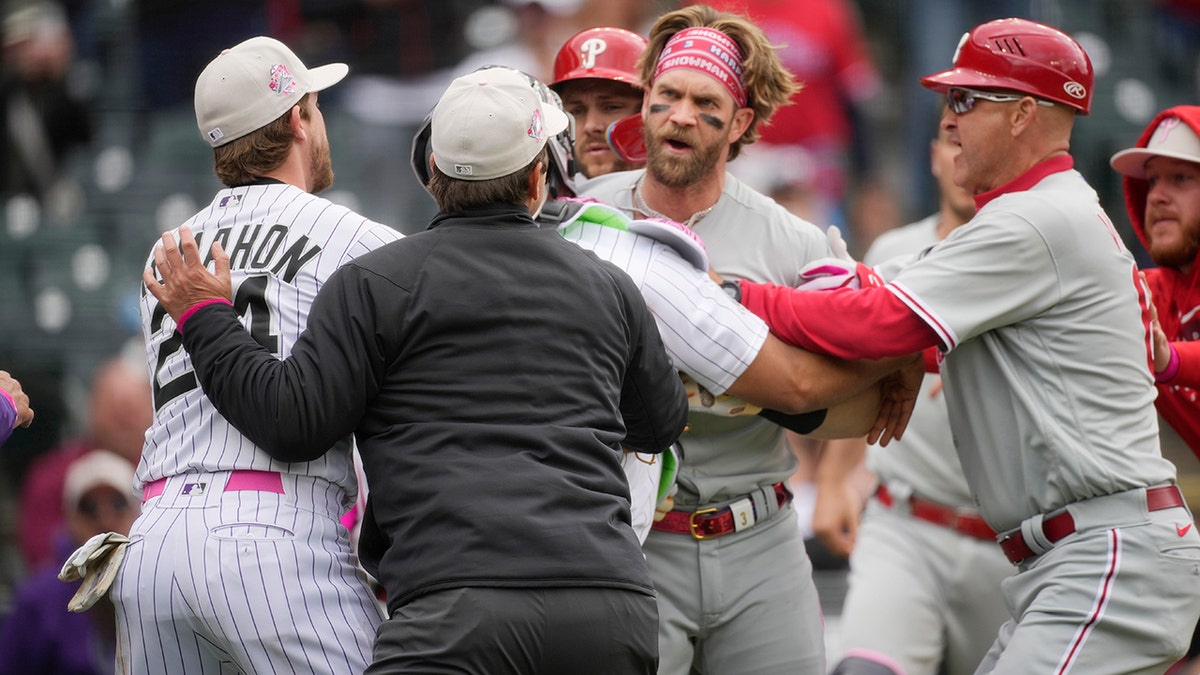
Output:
[0,0,1198,667]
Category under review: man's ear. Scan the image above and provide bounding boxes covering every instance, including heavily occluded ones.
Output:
[528,161,545,202]
[290,105,307,142]
[728,107,754,144]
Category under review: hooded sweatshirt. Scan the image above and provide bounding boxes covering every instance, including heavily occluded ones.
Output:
[1123,105,1200,453]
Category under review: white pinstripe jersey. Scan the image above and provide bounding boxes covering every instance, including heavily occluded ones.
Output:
[138,183,402,503]
[558,219,768,395]
[886,168,1176,530]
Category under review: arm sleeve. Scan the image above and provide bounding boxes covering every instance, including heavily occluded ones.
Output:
[181,266,388,462]
[616,272,690,454]
[738,280,942,360]
[1171,340,1200,386]
[641,244,768,395]
[0,389,14,446]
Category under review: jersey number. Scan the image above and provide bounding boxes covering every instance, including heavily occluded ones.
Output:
[151,275,280,411]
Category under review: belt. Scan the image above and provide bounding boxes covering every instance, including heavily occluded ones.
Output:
[651,482,791,539]
[142,470,285,503]
[876,484,996,541]
[999,484,1186,565]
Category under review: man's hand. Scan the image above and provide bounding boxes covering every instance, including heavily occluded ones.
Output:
[0,370,33,429]
[869,355,923,446]
[653,483,678,522]
[811,472,861,558]
[143,225,232,322]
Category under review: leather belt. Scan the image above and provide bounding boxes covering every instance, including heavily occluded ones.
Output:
[876,484,996,541]
[652,482,792,539]
[999,484,1186,565]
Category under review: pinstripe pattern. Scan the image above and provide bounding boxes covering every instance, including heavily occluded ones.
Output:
[560,221,767,395]
[120,184,398,673]
[138,184,400,496]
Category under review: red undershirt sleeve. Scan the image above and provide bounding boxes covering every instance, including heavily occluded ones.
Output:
[738,279,944,360]
[1172,340,1200,387]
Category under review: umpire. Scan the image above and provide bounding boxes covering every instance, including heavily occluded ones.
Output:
[144,66,688,674]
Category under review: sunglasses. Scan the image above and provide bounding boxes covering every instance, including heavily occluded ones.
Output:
[946,86,1055,114]
[78,493,133,519]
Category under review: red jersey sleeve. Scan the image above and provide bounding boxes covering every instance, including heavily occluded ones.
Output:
[738,279,942,360]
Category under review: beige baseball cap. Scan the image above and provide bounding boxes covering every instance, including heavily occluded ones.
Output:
[194,36,348,148]
[1111,116,1200,179]
[431,67,570,181]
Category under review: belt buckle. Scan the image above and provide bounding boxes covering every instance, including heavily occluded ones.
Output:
[689,507,720,540]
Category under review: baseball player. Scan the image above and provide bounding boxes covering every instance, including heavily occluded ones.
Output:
[1110,105,1200,454]
[732,18,1200,672]
[0,369,33,446]
[111,37,398,674]
[830,116,1013,675]
[143,66,689,673]
[573,7,923,673]
[405,67,919,544]
[550,26,647,179]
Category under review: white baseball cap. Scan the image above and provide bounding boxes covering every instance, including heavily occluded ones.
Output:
[194,36,349,148]
[1111,116,1200,179]
[431,68,570,181]
[62,449,135,512]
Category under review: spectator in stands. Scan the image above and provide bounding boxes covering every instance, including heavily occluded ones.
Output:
[17,349,149,571]
[0,449,139,675]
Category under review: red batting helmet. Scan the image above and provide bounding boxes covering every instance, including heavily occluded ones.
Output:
[920,18,1093,115]
[551,27,648,91]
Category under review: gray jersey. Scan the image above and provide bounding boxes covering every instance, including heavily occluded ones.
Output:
[887,169,1174,530]
[139,183,402,504]
[580,169,831,504]
[865,215,973,507]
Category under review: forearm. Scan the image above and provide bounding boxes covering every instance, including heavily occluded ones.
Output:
[727,333,919,414]
[803,383,880,440]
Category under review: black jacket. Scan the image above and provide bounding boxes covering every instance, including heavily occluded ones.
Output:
[182,203,688,610]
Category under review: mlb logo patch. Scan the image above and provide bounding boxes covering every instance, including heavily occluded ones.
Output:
[454,164,474,176]
[207,128,224,143]
[219,194,240,207]
[181,482,208,496]
[268,63,296,96]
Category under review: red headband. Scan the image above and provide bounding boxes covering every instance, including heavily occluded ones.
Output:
[652,27,747,108]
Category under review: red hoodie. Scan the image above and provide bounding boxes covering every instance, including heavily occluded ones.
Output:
[1123,105,1200,453]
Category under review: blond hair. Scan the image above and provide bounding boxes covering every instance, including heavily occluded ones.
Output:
[638,5,800,160]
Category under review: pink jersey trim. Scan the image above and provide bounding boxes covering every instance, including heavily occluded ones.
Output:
[840,648,907,675]
[1055,529,1121,674]
[177,298,233,333]
[0,387,14,410]
[974,155,1074,211]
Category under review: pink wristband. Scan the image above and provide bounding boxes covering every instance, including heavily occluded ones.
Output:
[1156,342,1181,383]
[0,387,13,409]
[177,298,233,333]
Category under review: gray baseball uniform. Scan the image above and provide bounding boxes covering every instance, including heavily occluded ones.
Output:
[115,183,399,674]
[741,158,1200,672]
[581,169,834,674]
[834,215,1013,675]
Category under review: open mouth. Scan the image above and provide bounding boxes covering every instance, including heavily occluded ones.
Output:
[665,137,693,152]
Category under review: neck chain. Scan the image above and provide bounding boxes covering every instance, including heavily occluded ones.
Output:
[633,174,716,228]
